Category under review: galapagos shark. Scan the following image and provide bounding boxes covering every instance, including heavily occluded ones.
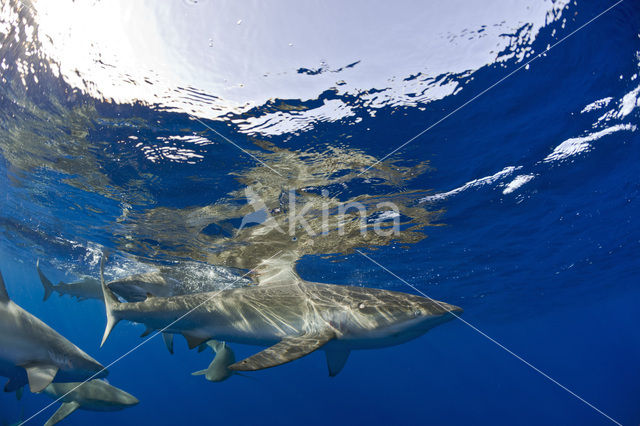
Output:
[37,261,102,302]
[37,261,174,303]
[0,270,107,394]
[99,256,462,376]
[42,379,139,426]
[191,340,236,382]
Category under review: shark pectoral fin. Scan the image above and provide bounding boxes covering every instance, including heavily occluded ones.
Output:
[325,348,351,377]
[183,334,209,350]
[162,333,174,355]
[24,365,58,393]
[44,401,80,426]
[191,370,207,376]
[229,331,335,372]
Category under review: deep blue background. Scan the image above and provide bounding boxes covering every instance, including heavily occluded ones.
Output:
[1,0,639,425]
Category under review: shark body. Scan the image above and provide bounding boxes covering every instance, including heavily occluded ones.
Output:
[42,379,139,426]
[192,340,236,382]
[37,261,173,303]
[0,271,107,394]
[100,258,461,376]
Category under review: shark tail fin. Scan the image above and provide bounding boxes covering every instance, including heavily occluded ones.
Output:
[100,256,121,347]
[36,260,55,302]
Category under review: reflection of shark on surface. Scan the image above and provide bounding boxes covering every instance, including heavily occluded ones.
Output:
[192,340,236,382]
[41,379,139,426]
[99,253,462,376]
[0,270,107,394]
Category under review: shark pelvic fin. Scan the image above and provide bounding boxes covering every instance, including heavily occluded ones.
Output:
[4,377,26,394]
[183,334,209,350]
[325,347,350,377]
[162,333,174,354]
[23,364,58,393]
[0,270,9,302]
[36,260,55,302]
[140,327,153,338]
[44,401,80,426]
[229,330,335,372]
[100,256,121,347]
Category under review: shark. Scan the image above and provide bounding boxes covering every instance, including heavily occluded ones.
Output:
[0,270,107,394]
[42,379,139,426]
[191,340,236,382]
[99,255,462,376]
[37,261,102,302]
[37,261,174,303]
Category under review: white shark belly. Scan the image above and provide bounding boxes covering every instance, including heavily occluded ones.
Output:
[334,315,445,350]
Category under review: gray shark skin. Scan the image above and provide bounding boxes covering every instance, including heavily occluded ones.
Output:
[99,259,462,376]
[42,379,139,426]
[37,262,173,303]
[107,271,174,302]
[37,261,103,302]
[0,270,107,394]
[192,340,235,382]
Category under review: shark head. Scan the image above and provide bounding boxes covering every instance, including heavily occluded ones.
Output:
[107,272,172,303]
[331,288,462,346]
[45,379,139,412]
[103,384,140,407]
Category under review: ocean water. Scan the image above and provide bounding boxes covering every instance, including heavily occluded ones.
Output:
[1,0,639,425]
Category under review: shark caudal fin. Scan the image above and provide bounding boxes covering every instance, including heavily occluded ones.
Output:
[100,256,121,347]
[36,260,55,302]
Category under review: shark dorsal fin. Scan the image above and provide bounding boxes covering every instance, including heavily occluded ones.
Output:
[229,330,334,371]
[253,251,303,286]
[0,270,9,302]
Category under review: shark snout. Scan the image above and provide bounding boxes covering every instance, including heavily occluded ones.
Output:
[119,392,140,406]
[80,357,108,379]
[107,283,145,302]
[420,299,462,316]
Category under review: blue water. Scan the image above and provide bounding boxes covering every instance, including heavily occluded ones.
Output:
[1,0,639,425]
